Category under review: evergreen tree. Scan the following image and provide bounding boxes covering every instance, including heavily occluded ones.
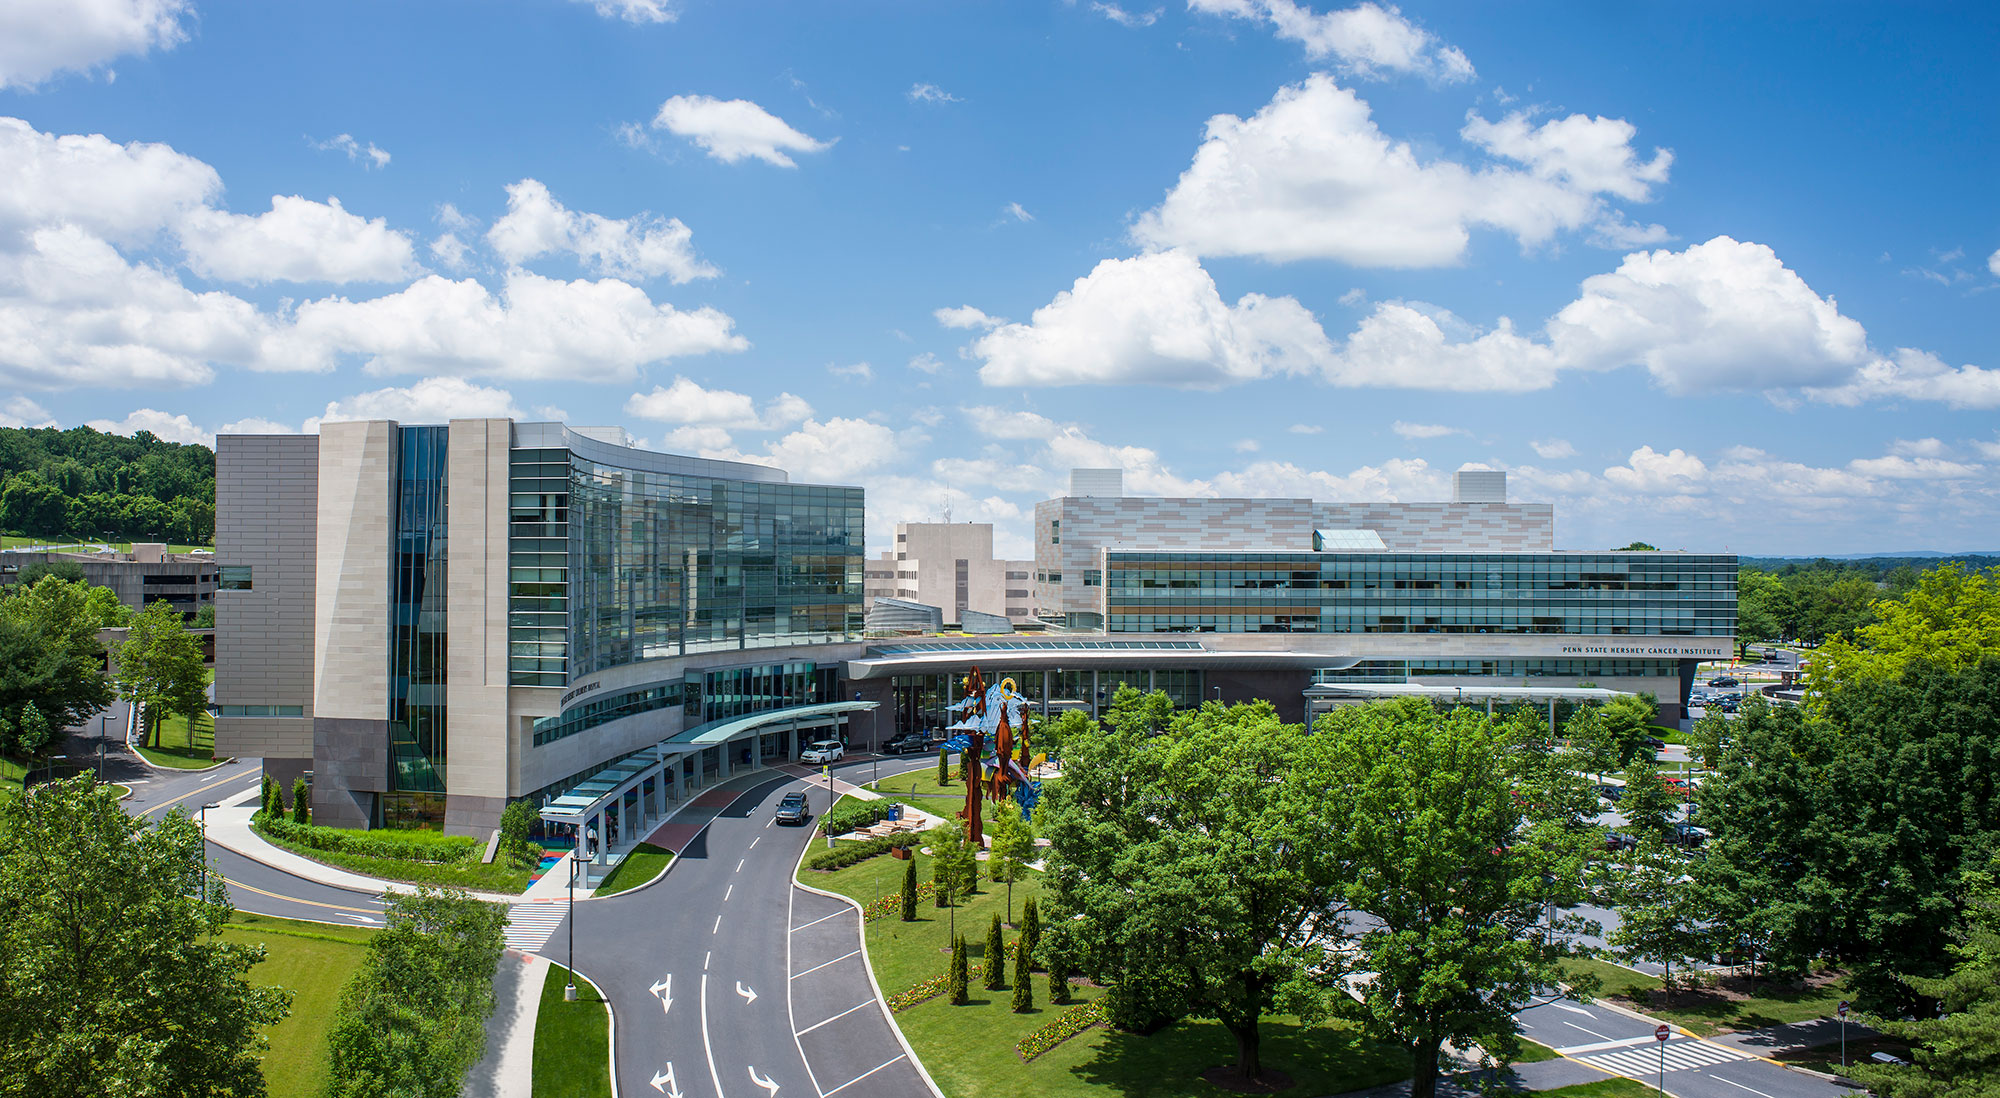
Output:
[901,855,918,921]
[949,935,969,1005]
[260,774,277,819]
[936,747,948,787]
[291,778,310,825]
[985,913,1006,990]
[1011,934,1033,1013]
[1046,923,1072,1004]
[958,751,971,785]
[1022,897,1042,966]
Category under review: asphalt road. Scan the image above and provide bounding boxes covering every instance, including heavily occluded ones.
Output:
[571,757,938,1098]
[1513,994,1843,1098]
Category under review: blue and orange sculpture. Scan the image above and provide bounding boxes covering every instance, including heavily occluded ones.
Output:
[943,666,1042,845]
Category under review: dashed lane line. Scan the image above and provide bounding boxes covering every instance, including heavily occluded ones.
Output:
[794,1000,874,1038]
[144,768,256,816]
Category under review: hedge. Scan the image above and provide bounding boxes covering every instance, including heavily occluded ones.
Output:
[803,831,922,871]
[1015,998,1108,1061]
[818,800,895,836]
[255,813,480,864]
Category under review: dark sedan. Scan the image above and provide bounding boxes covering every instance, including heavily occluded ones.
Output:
[878,731,933,755]
[775,791,810,826]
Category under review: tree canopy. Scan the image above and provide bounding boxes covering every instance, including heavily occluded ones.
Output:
[0,776,290,1096]
[1850,858,2000,1098]
[1806,565,2000,701]
[0,575,118,761]
[0,424,214,544]
[114,599,210,749]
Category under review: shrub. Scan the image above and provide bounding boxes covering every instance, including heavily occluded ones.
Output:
[1046,923,1072,1005]
[803,832,921,871]
[1015,1000,1108,1061]
[498,798,535,859]
[323,887,507,1098]
[936,748,948,786]
[949,936,969,1005]
[291,778,309,825]
[817,800,893,837]
[984,914,1005,991]
[255,815,480,864]
[1021,897,1041,964]
[1011,934,1032,1013]
[900,857,918,922]
[260,774,278,819]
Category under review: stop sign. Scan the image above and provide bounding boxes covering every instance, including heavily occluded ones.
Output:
[1839,1000,1850,1018]
[1655,1024,1671,1041]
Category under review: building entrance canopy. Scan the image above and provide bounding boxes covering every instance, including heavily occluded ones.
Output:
[537,699,879,834]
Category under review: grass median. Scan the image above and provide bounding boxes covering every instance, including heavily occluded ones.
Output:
[1561,956,1853,1037]
[252,813,537,893]
[222,911,375,1098]
[534,964,612,1098]
[594,842,673,896]
[802,836,1409,1097]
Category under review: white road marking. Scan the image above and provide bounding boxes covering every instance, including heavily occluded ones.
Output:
[821,1054,907,1097]
[784,852,831,1098]
[704,951,711,971]
[747,1066,781,1095]
[750,837,760,850]
[736,982,759,1005]
[1715,1076,1780,1098]
[699,974,726,1098]
[766,819,774,828]
[1556,1033,1667,1054]
[737,858,746,873]
[1562,1020,1615,1042]
[1575,1038,1751,1076]
[713,914,722,934]
[790,949,861,981]
[794,999,873,1037]
[725,884,733,902]
[1554,1002,1596,1016]
[503,904,566,954]
[790,910,843,934]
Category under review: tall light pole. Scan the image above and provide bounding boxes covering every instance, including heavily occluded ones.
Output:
[198,802,219,905]
[565,824,579,1001]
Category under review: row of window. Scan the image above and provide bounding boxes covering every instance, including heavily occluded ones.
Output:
[213,704,305,718]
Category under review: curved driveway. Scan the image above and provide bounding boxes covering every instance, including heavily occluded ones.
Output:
[572,758,938,1098]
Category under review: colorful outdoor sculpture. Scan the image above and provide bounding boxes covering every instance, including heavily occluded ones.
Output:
[943,666,1043,845]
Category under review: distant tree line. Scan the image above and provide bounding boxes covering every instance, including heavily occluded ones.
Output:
[0,425,214,544]
[1736,555,2000,652]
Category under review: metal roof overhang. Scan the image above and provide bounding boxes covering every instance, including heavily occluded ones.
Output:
[1304,683,1632,703]
[538,699,878,825]
[845,648,1359,679]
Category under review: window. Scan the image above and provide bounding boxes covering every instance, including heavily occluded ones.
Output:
[219,565,252,591]
[213,704,304,718]
[1050,519,1061,545]
[1083,569,1102,587]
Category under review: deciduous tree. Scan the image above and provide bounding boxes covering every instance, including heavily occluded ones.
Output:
[113,599,208,749]
[1608,836,1710,988]
[987,797,1035,923]
[0,776,290,1096]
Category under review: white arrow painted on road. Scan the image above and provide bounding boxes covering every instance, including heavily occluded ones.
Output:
[735,981,758,1005]
[747,1066,780,1095]
[650,1063,681,1096]
[1553,1002,1595,1016]
[651,975,673,1014]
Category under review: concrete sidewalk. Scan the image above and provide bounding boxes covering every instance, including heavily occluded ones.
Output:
[460,949,547,1098]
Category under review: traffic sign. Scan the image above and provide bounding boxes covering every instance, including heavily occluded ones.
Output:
[1839,1000,1850,1018]
[1655,1024,1671,1041]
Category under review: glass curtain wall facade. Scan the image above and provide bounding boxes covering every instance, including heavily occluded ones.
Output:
[886,667,1207,737]
[1105,553,1737,636]
[567,460,863,675]
[389,426,449,794]
[509,448,571,686]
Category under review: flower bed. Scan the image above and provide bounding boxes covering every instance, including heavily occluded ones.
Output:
[1015,998,1108,1061]
[861,880,937,921]
[886,959,989,1013]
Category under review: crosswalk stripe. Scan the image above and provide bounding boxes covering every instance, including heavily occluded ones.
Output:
[1578,1038,1748,1075]
[504,904,566,954]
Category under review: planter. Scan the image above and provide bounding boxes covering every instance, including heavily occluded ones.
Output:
[890,845,911,859]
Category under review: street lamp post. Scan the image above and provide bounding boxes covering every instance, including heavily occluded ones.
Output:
[565,825,579,1001]
[97,713,107,780]
[198,802,219,905]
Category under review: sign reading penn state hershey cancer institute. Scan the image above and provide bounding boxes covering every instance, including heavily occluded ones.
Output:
[1557,642,1732,658]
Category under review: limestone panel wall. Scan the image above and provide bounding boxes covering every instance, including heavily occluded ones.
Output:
[445,419,512,830]
[313,421,394,722]
[213,433,319,762]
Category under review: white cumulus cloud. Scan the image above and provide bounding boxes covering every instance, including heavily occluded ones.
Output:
[288,270,748,381]
[0,395,55,428]
[1089,3,1161,27]
[87,407,212,446]
[178,195,420,284]
[1603,445,1708,493]
[306,377,524,431]
[311,134,391,170]
[936,305,1004,330]
[1188,1,1473,83]
[485,179,717,282]
[574,0,676,22]
[0,117,218,245]
[969,250,1333,388]
[1390,421,1463,439]
[648,95,832,168]
[623,376,811,429]
[0,0,190,90]
[1530,438,1576,459]
[1133,75,1663,266]
[908,83,962,104]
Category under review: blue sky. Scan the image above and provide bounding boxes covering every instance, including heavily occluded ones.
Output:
[2,0,1995,557]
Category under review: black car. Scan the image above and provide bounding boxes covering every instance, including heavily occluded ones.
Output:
[775,791,810,826]
[1597,783,1625,803]
[878,731,933,755]
[1710,676,1740,687]
[1603,832,1637,852]
[1667,822,1708,847]
[1640,735,1667,751]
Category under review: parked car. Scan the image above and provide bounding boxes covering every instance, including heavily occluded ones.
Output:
[1641,735,1667,751]
[1667,823,1708,847]
[774,791,810,826]
[878,731,932,755]
[1710,676,1740,687]
[1597,783,1625,803]
[1603,832,1638,852]
[799,739,844,765]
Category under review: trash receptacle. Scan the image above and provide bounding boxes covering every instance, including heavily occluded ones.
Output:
[886,803,902,821]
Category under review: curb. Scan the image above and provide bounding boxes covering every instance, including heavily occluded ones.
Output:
[790,832,948,1098]
[226,818,526,904]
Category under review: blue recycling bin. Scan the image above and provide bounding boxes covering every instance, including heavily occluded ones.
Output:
[886,803,902,821]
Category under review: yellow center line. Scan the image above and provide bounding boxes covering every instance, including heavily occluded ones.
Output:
[144,768,257,816]
[223,877,381,915]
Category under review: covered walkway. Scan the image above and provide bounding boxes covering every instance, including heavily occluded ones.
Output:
[536,700,877,884]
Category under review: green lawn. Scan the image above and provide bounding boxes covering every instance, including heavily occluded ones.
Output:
[221,912,375,1098]
[1537,1079,1665,1098]
[251,819,535,893]
[1514,1038,1561,1063]
[136,708,229,769]
[0,756,24,794]
[595,842,673,896]
[534,964,612,1098]
[804,842,1410,1097]
[1562,957,1852,1037]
